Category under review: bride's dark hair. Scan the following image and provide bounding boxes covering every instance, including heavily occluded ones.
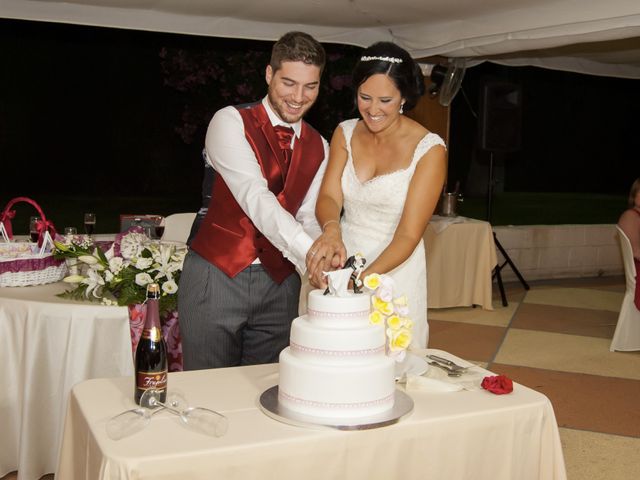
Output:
[352,42,425,111]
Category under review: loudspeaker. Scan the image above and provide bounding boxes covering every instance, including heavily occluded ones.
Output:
[478,80,522,152]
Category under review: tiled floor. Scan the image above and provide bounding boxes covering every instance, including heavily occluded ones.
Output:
[3,276,638,480]
[428,275,640,480]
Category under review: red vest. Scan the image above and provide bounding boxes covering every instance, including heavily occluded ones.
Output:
[191,102,325,284]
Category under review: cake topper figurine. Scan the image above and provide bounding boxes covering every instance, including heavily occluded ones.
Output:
[323,253,367,295]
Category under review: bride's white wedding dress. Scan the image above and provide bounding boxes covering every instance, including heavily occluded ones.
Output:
[339,119,446,348]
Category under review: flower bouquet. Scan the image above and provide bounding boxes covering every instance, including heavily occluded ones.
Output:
[363,273,413,362]
[53,228,185,314]
[53,228,186,371]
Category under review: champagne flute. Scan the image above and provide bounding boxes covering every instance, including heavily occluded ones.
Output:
[105,391,186,441]
[143,389,228,437]
[106,405,153,440]
[83,213,96,236]
[180,405,229,437]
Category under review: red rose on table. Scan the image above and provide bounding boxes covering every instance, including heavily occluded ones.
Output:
[481,375,513,395]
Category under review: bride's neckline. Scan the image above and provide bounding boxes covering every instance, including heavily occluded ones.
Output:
[348,121,431,184]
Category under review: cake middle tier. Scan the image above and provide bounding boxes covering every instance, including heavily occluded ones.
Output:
[290,315,387,365]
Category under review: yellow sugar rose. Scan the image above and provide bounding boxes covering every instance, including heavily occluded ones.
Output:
[389,328,412,351]
[402,317,413,329]
[393,295,408,306]
[386,314,403,330]
[369,310,384,325]
[372,296,394,315]
[363,273,381,290]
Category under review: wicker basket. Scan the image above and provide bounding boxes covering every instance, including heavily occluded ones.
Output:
[0,197,66,287]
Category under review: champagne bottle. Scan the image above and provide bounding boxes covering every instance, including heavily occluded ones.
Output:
[134,283,168,405]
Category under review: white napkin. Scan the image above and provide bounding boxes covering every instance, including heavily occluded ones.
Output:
[428,215,467,234]
[406,374,463,392]
[404,361,483,392]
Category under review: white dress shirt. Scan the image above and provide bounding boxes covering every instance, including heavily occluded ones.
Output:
[205,97,329,275]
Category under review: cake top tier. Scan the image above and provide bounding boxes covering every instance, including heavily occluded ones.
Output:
[307,289,370,315]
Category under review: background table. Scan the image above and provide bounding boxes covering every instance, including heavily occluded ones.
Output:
[425,217,498,310]
[57,351,566,480]
[0,282,133,480]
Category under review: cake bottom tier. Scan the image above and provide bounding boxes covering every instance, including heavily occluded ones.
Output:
[278,347,396,418]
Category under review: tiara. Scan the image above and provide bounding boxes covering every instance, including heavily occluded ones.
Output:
[360,55,403,64]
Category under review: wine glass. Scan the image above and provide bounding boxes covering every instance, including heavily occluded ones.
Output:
[29,216,41,242]
[144,389,228,437]
[63,227,80,274]
[83,213,96,236]
[154,217,166,240]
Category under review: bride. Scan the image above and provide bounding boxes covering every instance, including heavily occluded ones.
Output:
[306,42,447,348]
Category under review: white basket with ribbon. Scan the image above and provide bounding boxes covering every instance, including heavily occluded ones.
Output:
[0,197,67,287]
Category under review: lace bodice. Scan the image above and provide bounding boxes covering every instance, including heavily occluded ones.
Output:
[340,118,446,247]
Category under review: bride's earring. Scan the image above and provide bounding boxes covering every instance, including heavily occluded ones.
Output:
[399,102,405,114]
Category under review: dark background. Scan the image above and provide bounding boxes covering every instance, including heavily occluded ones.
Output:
[0,18,359,197]
[1,18,638,231]
[448,63,640,195]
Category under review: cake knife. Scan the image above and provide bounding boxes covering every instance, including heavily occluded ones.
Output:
[426,354,469,371]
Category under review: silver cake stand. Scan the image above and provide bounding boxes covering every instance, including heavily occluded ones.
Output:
[258,386,414,431]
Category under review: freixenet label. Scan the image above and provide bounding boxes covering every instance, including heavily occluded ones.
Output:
[140,326,162,342]
[136,371,168,391]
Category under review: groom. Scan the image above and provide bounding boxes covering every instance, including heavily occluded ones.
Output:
[178,32,329,370]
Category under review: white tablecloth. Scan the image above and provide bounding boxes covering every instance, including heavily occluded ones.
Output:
[57,352,566,480]
[0,282,133,480]
[425,217,498,310]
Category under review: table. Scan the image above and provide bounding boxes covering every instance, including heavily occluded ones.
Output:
[425,217,498,310]
[56,351,567,480]
[0,282,133,480]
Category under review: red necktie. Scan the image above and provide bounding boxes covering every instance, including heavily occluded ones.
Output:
[273,125,294,170]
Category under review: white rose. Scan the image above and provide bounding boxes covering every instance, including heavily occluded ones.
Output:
[135,257,153,270]
[108,257,124,274]
[162,280,178,294]
[135,272,153,286]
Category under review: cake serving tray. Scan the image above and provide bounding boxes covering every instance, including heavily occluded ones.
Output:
[258,386,414,430]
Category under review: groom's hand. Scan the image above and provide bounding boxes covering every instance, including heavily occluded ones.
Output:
[308,253,342,288]
[306,233,346,279]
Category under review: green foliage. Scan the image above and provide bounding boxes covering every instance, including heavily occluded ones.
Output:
[53,231,185,315]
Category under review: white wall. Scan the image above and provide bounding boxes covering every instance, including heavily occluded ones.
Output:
[492,224,623,282]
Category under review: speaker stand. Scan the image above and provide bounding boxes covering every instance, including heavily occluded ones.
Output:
[486,152,530,306]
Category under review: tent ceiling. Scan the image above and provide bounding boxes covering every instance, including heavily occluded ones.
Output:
[3,0,640,77]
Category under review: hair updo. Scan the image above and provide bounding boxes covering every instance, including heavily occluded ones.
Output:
[352,42,425,112]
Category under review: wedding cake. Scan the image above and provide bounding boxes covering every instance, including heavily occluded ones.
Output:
[278,289,396,419]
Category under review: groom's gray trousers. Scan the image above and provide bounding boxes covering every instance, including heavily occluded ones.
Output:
[178,250,301,370]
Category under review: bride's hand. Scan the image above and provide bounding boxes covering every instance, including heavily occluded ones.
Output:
[306,230,347,279]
